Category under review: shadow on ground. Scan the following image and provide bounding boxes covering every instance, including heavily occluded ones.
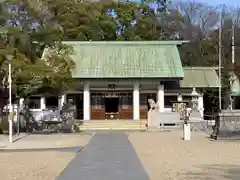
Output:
[182,164,240,180]
[217,130,240,140]
[0,146,83,153]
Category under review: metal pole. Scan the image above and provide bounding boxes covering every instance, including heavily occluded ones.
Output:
[17,98,20,136]
[8,59,12,143]
[232,21,235,64]
[218,12,222,110]
[230,17,235,109]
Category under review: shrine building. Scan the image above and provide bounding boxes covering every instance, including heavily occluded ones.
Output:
[27,41,220,121]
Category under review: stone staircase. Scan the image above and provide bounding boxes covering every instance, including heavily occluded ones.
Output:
[76,120,147,131]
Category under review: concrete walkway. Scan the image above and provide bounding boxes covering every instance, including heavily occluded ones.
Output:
[0,133,28,148]
[57,132,150,180]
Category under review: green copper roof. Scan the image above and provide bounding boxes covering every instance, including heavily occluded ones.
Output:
[181,67,219,88]
[63,41,184,78]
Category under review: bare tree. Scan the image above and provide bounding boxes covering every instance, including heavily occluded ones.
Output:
[172,0,219,40]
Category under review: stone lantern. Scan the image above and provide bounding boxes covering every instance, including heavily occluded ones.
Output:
[183,87,199,141]
[177,93,182,102]
[190,87,199,110]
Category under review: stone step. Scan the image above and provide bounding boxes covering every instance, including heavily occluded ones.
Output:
[80,122,146,126]
[79,127,145,130]
[79,125,146,130]
[80,124,146,127]
[77,121,146,125]
[77,120,147,130]
[78,120,147,123]
[79,126,145,129]
[81,125,144,126]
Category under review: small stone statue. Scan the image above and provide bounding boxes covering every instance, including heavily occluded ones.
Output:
[229,72,240,95]
[61,99,74,120]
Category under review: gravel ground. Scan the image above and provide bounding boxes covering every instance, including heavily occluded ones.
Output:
[128,130,240,180]
[0,134,92,180]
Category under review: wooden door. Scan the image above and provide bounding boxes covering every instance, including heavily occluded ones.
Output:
[118,92,133,119]
[90,93,105,119]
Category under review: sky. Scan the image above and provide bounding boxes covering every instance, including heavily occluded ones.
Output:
[131,0,240,7]
[192,0,239,6]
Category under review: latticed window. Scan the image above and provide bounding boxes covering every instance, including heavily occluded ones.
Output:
[140,94,147,108]
[91,93,104,109]
[119,93,132,109]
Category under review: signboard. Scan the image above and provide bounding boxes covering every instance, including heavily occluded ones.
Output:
[108,84,116,90]
[172,102,187,120]
[105,92,118,98]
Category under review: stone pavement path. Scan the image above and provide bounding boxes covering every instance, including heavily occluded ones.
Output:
[56,132,149,180]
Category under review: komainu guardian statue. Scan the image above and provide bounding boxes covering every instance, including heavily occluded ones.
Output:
[229,72,240,96]
[148,99,158,112]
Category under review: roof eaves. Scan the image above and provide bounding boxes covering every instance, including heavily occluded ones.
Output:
[183,67,218,70]
[72,76,184,79]
[63,41,189,46]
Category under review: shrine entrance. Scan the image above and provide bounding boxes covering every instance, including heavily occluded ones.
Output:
[90,91,133,120]
[105,97,119,113]
[104,93,119,120]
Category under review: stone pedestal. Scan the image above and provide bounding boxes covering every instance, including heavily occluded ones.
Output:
[183,123,191,140]
[188,106,207,132]
[147,111,161,131]
[147,111,181,130]
[218,110,240,138]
